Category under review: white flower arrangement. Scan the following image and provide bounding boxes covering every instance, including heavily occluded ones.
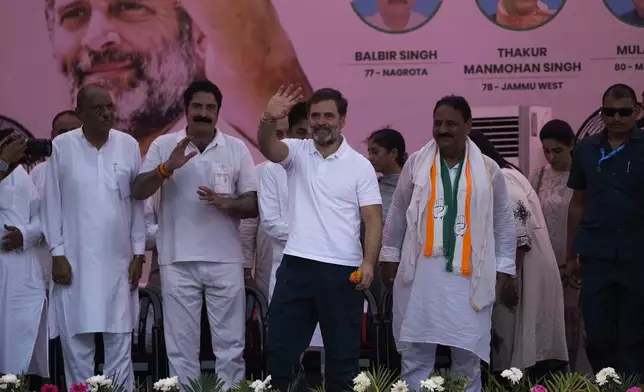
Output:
[500,367,524,385]
[153,376,180,392]
[420,375,446,392]
[0,374,20,388]
[0,374,25,392]
[86,375,113,388]
[249,375,272,392]
[352,372,372,392]
[390,380,409,392]
[595,367,621,386]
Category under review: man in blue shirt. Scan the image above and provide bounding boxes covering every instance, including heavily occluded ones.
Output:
[567,84,644,377]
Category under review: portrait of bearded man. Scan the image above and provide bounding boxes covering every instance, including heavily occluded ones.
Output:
[44,0,312,155]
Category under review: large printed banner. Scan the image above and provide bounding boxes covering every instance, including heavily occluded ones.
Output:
[0,0,642,161]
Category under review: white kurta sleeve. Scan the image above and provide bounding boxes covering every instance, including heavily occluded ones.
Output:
[144,194,159,251]
[507,186,532,250]
[258,164,289,244]
[239,218,258,269]
[130,146,146,255]
[42,143,65,257]
[491,169,517,276]
[380,155,415,263]
[15,169,43,250]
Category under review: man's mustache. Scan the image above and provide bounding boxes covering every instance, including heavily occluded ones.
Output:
[194,116,212,123]
[311,125,332,132]
[68,50,145,86]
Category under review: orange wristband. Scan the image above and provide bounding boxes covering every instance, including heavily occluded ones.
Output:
[158,163,172,178]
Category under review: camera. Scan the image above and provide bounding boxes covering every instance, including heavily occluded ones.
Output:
[0,128,52,164]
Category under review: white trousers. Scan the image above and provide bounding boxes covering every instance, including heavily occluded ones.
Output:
[161,262,246,390]
[400,343,481,392]
[59,332,133,392]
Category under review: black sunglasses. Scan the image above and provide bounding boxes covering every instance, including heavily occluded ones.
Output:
[601,107,634,117]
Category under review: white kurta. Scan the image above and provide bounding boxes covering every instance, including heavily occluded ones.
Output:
[239,161,273,296]
[42,128,145,338]
[259,161,323,348]
[492,168,568,370]
[0,165,48,376]
[383,155,516,363]
[29,161,53,288]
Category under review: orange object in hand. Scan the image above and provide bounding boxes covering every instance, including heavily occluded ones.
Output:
[349,270,362,283]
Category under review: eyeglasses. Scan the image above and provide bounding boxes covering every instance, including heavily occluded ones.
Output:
[601,107,634,117]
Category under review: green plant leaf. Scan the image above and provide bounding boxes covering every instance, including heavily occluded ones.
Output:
[365,366,399,392]
[181,373,226,392]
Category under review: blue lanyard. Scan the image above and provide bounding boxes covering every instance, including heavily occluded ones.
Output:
[597,144,625,166]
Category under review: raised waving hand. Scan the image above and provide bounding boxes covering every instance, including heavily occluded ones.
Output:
[262,85,304,121]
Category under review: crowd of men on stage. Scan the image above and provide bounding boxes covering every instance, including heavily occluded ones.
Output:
[1,79,643,392]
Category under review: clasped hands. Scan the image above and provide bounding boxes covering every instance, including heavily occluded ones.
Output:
[1,225,23,252]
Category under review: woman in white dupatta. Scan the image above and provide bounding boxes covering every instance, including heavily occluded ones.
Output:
[380,96,517,392]
[469,130,568,377]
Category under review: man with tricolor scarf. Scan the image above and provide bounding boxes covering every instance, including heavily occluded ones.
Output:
[380,95,517,392]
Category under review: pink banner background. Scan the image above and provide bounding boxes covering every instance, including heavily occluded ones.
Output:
[0,0,641,160]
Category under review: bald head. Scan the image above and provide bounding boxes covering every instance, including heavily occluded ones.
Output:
[76,84,110,110]
[75,84,115,134]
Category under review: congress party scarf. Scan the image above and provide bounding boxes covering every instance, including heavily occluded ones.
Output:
[423,147,473,276]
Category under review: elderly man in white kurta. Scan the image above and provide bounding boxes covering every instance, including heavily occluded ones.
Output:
[0,135,48,378]
[380,96,516,392]
[131,80,258,389]
[42,85,145,392]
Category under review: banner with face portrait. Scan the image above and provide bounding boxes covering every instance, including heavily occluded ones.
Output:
[0,0,641,161]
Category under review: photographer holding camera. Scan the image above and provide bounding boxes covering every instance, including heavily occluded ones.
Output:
[0,132,49,378]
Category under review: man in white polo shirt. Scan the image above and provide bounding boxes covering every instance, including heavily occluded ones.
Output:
[131,79,258,389]
[257,86,383,391]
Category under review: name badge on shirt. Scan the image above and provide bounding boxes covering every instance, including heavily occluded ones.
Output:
[214,170,232,196]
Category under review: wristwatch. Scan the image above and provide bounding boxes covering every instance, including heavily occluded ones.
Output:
[0,160,9,172]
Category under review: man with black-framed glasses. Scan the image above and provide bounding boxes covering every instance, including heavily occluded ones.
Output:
[566,83,644,377]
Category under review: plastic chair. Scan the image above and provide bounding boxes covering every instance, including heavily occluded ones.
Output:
[360,289,381,368]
